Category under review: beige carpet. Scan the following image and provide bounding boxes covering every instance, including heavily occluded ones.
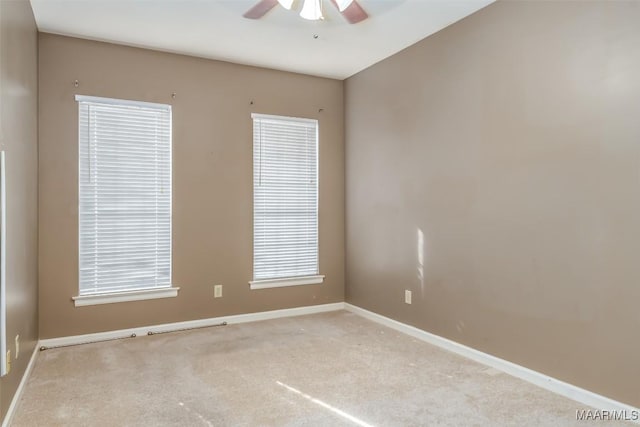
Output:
[12,311,628,426]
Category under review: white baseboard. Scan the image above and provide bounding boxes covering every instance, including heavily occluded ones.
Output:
[18,302,639,425]
[345,303,639,422]
[40,302,346,349]
[2,342,40,427]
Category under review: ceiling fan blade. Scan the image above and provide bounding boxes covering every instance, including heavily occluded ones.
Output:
[330,0,368,24]
[243,0,279,19]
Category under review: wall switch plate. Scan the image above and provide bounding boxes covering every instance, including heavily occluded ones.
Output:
[405,290,412,304]
[15,335,19,359]
[214,284,223,298]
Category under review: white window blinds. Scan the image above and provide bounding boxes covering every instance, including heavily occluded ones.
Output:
[252,113,319,281]
[77,95,172,296]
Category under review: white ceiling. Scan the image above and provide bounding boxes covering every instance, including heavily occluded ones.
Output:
[30,0,494,80]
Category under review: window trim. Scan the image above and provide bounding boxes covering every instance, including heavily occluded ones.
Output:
[251,113,318,126]
[250,113,322,288]
[75,95,171,111]
[249,275,325,290]
[75,94,174,303]
[72,286,180,307]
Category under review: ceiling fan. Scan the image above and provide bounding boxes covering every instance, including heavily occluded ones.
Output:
[243,0,368,24]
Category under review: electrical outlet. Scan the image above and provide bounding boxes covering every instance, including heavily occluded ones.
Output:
[405,290,412,304]
[6,350,10,373]
[214,284,223,298]
[15,335,19,359]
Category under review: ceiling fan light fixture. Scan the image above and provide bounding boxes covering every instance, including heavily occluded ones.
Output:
[335,0,354,12]
[277,0,295,10]
[299,0,323,21]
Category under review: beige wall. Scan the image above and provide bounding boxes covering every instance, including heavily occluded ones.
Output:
[38,34,344,339]
[0,0,39,420]
[345,0,640,407]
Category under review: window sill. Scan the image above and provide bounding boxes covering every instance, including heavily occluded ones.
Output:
[249,275,324,290]
[72,287,180,307]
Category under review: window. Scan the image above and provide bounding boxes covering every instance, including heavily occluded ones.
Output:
[250,113,324,290]
[73,95,177,306]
